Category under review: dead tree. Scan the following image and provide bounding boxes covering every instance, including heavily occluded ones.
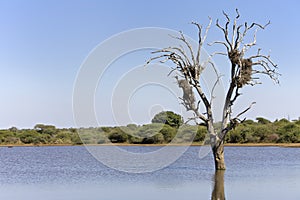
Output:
[146,9,279,170]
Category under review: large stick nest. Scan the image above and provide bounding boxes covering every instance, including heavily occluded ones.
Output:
[237,58,252,87]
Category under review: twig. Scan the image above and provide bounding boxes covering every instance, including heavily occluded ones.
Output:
[235,102,256,119]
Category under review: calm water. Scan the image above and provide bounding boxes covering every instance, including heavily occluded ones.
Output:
[0,146,299,200]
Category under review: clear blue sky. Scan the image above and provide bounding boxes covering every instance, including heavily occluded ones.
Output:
[1,0,300,129]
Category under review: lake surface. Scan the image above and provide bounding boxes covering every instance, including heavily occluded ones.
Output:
[0,146,300,200]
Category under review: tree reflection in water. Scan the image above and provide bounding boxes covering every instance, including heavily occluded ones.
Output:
[211,170,225,200]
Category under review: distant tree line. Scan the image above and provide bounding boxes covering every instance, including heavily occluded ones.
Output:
[0,112,300,145]
[225,118,300,143]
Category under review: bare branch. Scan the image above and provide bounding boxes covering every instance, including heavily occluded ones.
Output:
[191,21,202,46]
[237,20,270,49]
[231,9,240,46]
[195,23,203,65]
[185,116,199,125]
[179,96,208,123]
[216,17,232,50]
[145,54,171,66]
[245,29,257,47]
[195,100,201,111]
[169,32,196,65]
[248,20,270,30]
[241,29,258,56]
[208,41,230,51]
[217,101,256,144]
[222,11,230,38]
[202,17,212,45]
[194,110,208,123]
[250,54,277,68]
[234,24,243,49]
[194,85,211,112]
[167,68,177,76]
[192,17,212,65]
[235,8,240,19]
[210,52,227,57]
[234,102,256,119]
[247,47,279,84]
[210,75,223,105]
[230,87,241,106]
[152,46,191,66]
[208,61,223,105]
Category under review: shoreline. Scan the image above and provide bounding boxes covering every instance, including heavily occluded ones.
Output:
[1,143,300,148]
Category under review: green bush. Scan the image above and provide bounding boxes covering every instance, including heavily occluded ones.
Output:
[108,130,128,143]
[159,124,176,142]
[176,125,197,143]
[227,129,243,143]
[71,133,83,145]
[34,124,57,135]
[194,126,206,142]
[141,133,164,144]
[19,131,42,144]
[137,123,164,138]
[151,111,183,128]
[256,117,271,124]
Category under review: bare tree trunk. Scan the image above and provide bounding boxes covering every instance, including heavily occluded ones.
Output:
[212,140,226,170]
[211,170,225,200]
[209,122,226,170]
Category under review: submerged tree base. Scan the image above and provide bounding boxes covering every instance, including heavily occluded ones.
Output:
[211,170,226,200]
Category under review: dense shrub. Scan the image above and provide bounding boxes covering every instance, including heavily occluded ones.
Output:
[19,131,42,144]
[141,133,164,144]
[137,123,164,138]
[175,125,198,143]
[159,124,177,142]
[194,126,207,142]
[128,135,143,144]
[108,130,128,143]
[256,117,271,124]
[1,117,300,145]
[71,133,83,145]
